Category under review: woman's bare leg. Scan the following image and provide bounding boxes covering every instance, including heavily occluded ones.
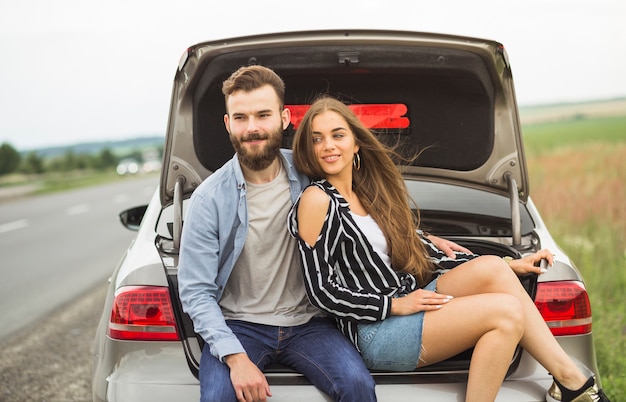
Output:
[436,255,588,390]
[419,292,524,401]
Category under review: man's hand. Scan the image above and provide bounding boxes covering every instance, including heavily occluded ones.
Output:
[224,353,272,402]
[427,234,472,259]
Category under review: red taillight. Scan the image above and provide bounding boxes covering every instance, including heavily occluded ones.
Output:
[108,286,180,341]
[535,281,592,336]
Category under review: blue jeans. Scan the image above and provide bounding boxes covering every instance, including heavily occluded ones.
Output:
[199,317,377,402]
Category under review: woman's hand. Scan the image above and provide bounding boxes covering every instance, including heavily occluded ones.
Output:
[390,288,453,316]
[507,249,554,275]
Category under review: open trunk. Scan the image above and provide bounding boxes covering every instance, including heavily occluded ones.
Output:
[156,29,534,384]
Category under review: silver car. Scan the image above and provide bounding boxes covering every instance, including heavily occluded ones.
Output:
[92,29,602,401]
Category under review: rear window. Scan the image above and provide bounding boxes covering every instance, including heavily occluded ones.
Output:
[193,45,495,173]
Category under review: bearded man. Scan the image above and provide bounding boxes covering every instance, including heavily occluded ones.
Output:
[178,65,377,402]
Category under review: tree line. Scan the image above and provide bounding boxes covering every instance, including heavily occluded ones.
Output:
[0,142,160,176]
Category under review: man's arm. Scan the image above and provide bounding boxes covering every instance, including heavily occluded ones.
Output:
[178,192,246,361]
[426,233,472,259]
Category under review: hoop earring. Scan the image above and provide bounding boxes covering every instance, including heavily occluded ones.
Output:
[353,152,361,171]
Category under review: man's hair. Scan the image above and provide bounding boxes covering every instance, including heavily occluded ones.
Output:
[221,65,285,110]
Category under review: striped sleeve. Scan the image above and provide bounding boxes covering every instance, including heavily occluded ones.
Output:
[288,187,392,323]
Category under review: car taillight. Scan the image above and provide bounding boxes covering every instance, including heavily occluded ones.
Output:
[108,286,180,341]
[535,281,592,336]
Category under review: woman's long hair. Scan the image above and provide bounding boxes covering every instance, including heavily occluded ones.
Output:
[292,96,432,285]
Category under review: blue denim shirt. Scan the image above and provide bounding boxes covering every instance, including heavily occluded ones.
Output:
[178,149,309,361]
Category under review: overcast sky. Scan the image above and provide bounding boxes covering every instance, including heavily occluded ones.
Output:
[1,0,625,150]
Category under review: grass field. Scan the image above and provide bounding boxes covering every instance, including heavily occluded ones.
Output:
[0,170,137,200]
[523,114,626,400]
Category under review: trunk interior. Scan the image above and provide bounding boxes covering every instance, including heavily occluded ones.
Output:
[157,236,537,382]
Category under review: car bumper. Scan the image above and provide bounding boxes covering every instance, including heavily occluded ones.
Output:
[95,335,598,401]
[103,374,553,402]
[96,346,553,402]
[93,340,199,402]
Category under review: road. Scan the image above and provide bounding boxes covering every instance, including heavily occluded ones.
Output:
[0,175,158,340]
[0,175,158,401]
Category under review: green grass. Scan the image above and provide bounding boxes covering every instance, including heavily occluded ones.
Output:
[523,114,626,400]
[33,170,125,194]
[523,115,626,156]
[0,170,129,197]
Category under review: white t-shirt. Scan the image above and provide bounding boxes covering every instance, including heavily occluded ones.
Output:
[350,211,392,268]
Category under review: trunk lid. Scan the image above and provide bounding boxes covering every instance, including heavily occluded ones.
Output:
[160,29,528,209]
[156,28,533,380]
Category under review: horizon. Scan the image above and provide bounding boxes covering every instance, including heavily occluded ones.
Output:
[9,96,625,154]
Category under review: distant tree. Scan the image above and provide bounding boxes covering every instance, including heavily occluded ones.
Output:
[47,148,76,172]
[97,148,118,170]
[0,142,21,176]
[127,150,144,163]
[46,156,65,172]
[61,148,78,171]
[21,152,45,174]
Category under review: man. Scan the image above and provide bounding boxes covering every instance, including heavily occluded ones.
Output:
[179,65,468,402]
[178,65,377,402]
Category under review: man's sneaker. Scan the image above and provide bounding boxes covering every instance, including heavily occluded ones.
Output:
[546,376,610,402]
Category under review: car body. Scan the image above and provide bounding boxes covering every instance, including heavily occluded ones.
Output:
[92,29,601,401]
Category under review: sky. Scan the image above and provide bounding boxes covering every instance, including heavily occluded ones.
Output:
[1,0,625,151]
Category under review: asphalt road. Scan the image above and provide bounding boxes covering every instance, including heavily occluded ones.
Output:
[0,175,158,401]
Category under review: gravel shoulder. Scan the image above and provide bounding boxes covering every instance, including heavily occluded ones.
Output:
[0,282,107,402]
[0,184,41,204]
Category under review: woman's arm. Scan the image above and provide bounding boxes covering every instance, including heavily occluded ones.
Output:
[506,249,554,275]
[290,186,392,322]
[296,186,331,247]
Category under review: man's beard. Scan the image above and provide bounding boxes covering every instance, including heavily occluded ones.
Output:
[230,128,283,171]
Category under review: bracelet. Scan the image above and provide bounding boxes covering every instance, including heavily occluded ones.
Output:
[502,256,514,266]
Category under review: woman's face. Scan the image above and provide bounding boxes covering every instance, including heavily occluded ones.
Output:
[310,110,360,178]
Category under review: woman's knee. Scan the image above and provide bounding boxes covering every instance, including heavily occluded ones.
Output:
[473,255,518,287]
[493,294,524,338]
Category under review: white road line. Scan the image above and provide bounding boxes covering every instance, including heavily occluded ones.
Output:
[66,204,90,215]
[0,219,28,234]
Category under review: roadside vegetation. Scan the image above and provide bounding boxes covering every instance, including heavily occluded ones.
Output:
[0,144,162,196]
[523,114,626,400]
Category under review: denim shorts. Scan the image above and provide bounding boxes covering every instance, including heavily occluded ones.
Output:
[357,278,438,371]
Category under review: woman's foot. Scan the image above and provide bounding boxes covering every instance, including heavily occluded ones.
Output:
[546,376,610,402]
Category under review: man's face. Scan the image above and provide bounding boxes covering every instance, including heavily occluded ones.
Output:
[224,85,290,171]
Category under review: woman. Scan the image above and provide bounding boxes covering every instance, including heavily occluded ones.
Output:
[287,96,609,402]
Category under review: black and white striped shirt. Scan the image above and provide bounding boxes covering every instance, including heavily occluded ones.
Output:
[288,179,477,349]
